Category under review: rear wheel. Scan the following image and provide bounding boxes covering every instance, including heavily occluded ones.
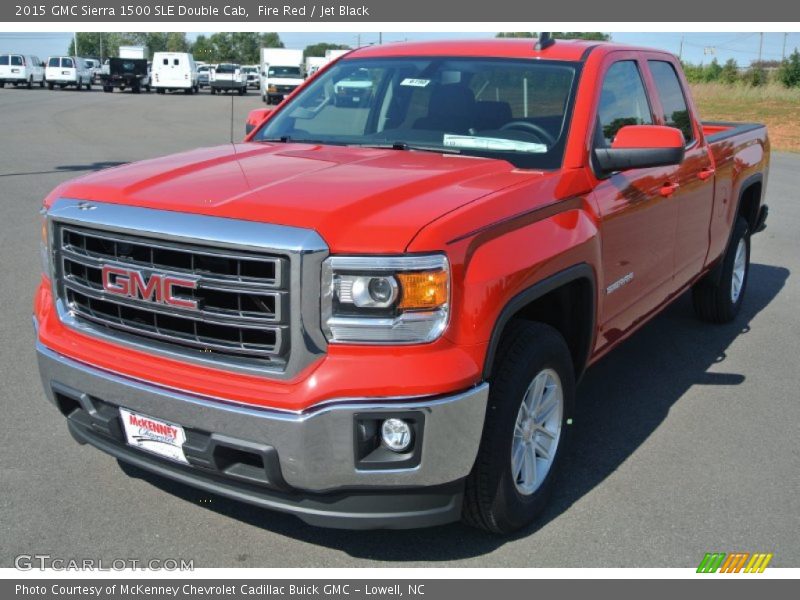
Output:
[47,81,54,90]
[692,217,750,323]
[463,321,575,533]
[103,86,112,93]
[39,77,45,88]
[27,77,33,89]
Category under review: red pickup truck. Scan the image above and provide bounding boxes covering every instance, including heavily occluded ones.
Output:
[35,37,769,533]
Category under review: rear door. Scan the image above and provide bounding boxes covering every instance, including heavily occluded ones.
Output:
[590,54,681,350]
[645,58,716,287]
[0,55,10,79]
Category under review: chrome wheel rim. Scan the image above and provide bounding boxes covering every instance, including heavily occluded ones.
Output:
[511,368,563,495]
[731,238,747,303]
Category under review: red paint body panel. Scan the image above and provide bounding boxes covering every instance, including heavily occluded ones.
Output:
[35,40,769,409]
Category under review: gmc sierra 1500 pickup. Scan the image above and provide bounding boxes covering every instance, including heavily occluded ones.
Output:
[35,37,769,533]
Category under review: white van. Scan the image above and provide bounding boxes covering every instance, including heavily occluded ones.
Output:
[151,52,198,94]
[0,54,45,88]
[45,56,92,90]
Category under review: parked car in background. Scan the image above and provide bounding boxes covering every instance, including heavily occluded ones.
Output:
[83,58,101,84]
[333,68,374,106]
[0,54,45,88]
[45,56,92,90]
[242,65,260,89]
[197,64,211,88]
[209,63,247,95]
[260,48,304,104]
[151,52,198,94]
[101,57,151,93]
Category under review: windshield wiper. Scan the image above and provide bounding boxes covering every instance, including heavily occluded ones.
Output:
[353,141,461,154]
[260,136,344,146]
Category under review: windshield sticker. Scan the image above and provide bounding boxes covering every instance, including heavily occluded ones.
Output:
[442,134,548,154]
[400,78,431,87]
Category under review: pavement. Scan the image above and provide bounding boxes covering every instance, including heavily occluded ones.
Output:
[0,86,798,568]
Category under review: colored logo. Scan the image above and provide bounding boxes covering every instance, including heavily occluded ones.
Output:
[697,552,773,573]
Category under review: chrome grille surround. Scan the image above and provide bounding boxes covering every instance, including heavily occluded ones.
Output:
[46,199,329,379]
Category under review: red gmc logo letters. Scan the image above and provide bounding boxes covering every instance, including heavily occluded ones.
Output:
[101,265,199,310]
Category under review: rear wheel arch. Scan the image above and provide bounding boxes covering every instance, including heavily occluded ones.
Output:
[483,264,597,383]
[736,174,763,234]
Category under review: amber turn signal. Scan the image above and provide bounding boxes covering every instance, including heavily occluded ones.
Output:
[397,271,448,310]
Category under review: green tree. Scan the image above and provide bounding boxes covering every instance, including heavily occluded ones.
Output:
[720,58,739,84]
[778,48,800,88]
[303,42,351,59]
[744,64,767,87]
[496,32,610,41]
[207,32,283,63]
[703,58,723,82]
[166,32,189,53]
[191,34,216,63]
[681,61,705,84]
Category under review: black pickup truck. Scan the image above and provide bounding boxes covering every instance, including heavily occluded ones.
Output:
[100,58,151,94]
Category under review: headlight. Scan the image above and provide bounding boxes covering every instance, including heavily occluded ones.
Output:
[321,255,450,344]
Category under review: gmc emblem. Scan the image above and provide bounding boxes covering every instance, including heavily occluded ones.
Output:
[101,265,199,310]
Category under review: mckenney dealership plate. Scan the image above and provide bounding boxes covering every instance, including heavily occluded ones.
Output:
[119,408,189,464]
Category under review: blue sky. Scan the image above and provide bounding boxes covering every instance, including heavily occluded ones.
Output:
[1,31,798,65]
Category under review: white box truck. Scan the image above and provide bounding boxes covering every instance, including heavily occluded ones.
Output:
[260,48,304,104]
[119,46,147,60]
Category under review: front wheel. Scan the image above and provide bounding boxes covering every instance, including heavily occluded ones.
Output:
[692,217,750,323]
[463,321,575,533]
[27,77,33,89]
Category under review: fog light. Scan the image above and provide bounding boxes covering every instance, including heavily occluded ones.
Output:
[380,418,412,453]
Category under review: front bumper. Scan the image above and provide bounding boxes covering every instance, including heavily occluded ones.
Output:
[36,340,489,528]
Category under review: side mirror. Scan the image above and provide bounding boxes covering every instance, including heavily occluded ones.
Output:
[594,125,685,174]
[245,107,274,135]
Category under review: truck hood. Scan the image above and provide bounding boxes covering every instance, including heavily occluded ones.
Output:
[57,142,541,253]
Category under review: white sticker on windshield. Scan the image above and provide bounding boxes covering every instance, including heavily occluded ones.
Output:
[401,78,431,87]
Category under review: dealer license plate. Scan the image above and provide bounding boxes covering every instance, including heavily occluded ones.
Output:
[119,408,188,464]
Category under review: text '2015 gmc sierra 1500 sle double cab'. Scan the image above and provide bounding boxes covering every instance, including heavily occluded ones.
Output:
[35,37,769,533]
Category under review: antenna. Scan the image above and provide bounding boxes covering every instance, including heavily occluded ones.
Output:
[230,92,235,145]
[535,32,555,51]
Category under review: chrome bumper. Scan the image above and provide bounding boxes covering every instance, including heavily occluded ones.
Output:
[36,341,489,493]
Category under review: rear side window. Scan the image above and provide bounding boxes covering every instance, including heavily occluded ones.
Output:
[0,56,8,66]
[11,55,23,66]
[162,58,169,65]
[62,58,73,68]
[648,60,694,144]
[48,57,59,67]
[596,61,653,147]
[173,59,180,66]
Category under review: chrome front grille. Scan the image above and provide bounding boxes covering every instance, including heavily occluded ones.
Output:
[56,225,289,367]
[47,199,330,378]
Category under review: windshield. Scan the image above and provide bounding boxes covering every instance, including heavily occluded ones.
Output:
[255,57,579,169]
[268,66,301,77]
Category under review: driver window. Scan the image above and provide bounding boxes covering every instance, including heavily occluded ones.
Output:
[596,61,653,147]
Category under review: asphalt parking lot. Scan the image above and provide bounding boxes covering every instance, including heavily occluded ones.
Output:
[1,86,798,568]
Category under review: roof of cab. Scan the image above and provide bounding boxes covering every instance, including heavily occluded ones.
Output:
[346,38,614,62]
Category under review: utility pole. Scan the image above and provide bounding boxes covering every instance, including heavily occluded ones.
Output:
[758,32,763,64]
[678,35,684,60]
[73,32,78,56]
[378,32,382,45]
[782,32,788,60]
[356,34,361,48]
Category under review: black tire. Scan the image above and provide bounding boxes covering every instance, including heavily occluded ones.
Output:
[47,81,54,90]
[39,78,45,88]
[692,217,750,323]
[156,88,165,94]
[463,321,575,533]
[27,77,33,89]
[103,86,112,93]
[238,86,245,95]
[210,87,216,95]
[0,82,4,88]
